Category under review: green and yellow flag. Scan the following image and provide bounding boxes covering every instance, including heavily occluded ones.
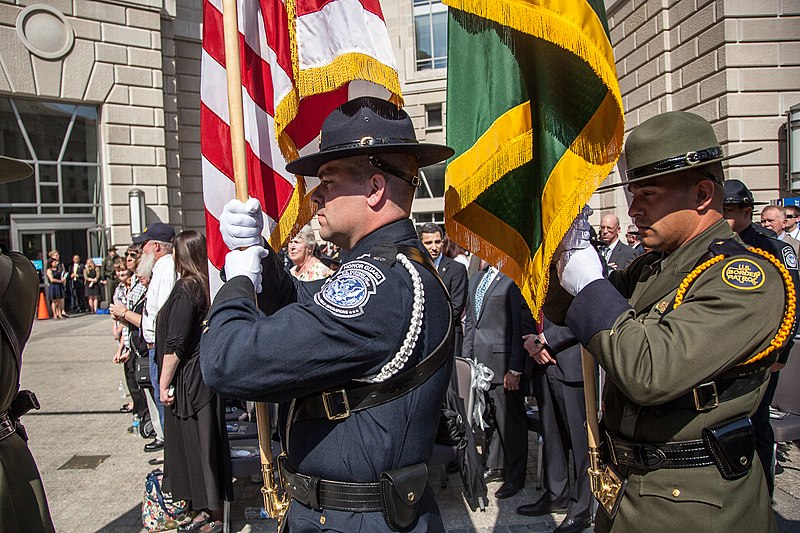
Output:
[444,0,624,316]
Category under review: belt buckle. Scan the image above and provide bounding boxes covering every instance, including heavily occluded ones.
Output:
[322,389,351,421]
[692,381,719,411]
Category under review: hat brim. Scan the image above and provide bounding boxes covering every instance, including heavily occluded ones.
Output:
[0,156,33,184]
[285,143,455,177]
[131,234,149,244]
[596,147,762,193]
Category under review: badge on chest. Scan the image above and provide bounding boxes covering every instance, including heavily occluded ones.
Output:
[314,260,386,318]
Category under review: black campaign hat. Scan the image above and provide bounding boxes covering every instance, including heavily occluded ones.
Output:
[285,97,454,181]
[723,179,767,206]
[597,111,760,192]
[132,222,175,244]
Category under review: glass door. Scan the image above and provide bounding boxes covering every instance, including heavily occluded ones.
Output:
[20,231,55,287]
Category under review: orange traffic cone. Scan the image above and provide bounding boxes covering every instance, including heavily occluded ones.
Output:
[36,290,50,320]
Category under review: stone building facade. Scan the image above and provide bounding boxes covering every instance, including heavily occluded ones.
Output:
[0,0,796,269]
[0,0,204,267]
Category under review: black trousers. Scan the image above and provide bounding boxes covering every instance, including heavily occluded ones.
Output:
[124,351,150,423]
[485,384,527,485]
[531,370,591,519]
[751,370,780,497]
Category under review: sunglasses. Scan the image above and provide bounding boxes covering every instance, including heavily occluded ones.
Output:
[126,252,139,258]
[786,214,797,219]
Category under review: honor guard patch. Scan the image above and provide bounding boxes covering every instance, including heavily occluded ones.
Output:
[721,258,765,290]
[783,247,798,270]
[315,260,386,318]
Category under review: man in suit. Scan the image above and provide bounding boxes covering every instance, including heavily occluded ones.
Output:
[518,318,591,533]
[67,254,85,313]
[625,224,644,255]
[418,223,468,357]
[761,205,800,253]
[463,260,531,499]
[783,205,800,240]
[598,214,638,270]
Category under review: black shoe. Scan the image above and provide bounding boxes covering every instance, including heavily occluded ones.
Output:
[144,438,164,452]
[554,516,592,533]
[483,468,505,483]
[516,495,568,516]
[148,457,164,466]
[494,481,523,499]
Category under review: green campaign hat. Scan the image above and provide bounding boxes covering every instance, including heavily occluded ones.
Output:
[597,111,759,192]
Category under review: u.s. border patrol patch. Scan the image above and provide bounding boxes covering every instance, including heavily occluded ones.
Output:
[782,247,798,270]
[721,258,765,290]
[314,260,386,318]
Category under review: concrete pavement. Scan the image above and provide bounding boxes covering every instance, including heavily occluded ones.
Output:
[17,314,800,532]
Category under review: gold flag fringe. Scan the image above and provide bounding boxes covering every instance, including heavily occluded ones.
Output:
[443,0,623,144]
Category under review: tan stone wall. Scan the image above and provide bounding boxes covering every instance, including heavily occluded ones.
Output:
[0,0,168,245]
[599,0,800,226]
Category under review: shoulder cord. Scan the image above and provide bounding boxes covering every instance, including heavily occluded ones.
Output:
[672,246,796,366]
[361,253,425,383]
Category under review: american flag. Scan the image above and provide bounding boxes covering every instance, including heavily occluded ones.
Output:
[201,0,403,294]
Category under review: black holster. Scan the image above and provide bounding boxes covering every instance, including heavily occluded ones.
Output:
[10,390,40,420]
[702,417,754,480]
[380,463,428,531]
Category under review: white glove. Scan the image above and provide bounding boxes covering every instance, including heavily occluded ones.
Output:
[220,198,264,250]
[224,246,269,293]
[557,245,603,296]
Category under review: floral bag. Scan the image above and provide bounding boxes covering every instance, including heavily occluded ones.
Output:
[142,469,189,532]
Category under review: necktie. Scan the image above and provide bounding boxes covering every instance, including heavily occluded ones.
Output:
[474,267,497,317]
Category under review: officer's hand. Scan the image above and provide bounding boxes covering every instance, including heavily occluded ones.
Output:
[504,371,521,391]
[557,245,603,296]
[224,246,269,293]
[220,198,264,250]
[533,347,556,366]
[555,205,593,258]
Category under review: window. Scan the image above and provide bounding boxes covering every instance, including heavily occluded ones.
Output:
[412,211,445,228]
[0,97,102,236]
[426,104,443,130]
[414,0,447,70]
[415,162,446,199]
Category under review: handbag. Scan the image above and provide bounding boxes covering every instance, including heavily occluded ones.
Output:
[134,354,152,388]
[142,469,189,532]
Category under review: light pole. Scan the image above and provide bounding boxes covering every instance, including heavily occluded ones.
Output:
[128,188,146,239]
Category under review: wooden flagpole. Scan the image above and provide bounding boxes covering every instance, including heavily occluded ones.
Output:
[221,0,288,523]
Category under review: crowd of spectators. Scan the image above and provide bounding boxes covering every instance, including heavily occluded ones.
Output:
[96,204,794,532]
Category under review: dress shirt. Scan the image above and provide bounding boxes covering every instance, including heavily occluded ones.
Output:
[142,254,176,344]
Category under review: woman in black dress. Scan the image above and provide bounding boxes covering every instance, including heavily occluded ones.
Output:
[157,230,232,533]
[45,258,66,319]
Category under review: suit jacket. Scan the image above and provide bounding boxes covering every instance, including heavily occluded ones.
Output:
[437,255,467,331]
[463,270,530,384]
[607,240,638,270]
[536,317,583,382]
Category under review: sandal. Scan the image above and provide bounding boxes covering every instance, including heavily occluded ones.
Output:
[178,511,211,532]
[199,521,224,533]
[119,404,133,413]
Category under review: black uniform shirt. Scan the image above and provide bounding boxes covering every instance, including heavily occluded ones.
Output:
[200,218,452,483]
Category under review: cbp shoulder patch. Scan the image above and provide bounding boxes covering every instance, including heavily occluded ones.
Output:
[721,258,766,290]
[314,260,386,318]
[782,246,798,270]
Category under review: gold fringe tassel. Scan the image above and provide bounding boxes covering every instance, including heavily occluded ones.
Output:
[443,0,623,139]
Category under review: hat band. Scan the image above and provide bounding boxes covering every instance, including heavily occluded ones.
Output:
[323,136,419,152]
[627,146,723,180]
[723,196,755,205]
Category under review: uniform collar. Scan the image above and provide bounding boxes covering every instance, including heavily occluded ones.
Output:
[660,218,737,275]
[341,218,420,262]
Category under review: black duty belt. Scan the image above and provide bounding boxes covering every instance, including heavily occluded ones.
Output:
[279,455,384,512]
[0,411,17,442]
[655,369,768,412]
[607,433,714,471]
